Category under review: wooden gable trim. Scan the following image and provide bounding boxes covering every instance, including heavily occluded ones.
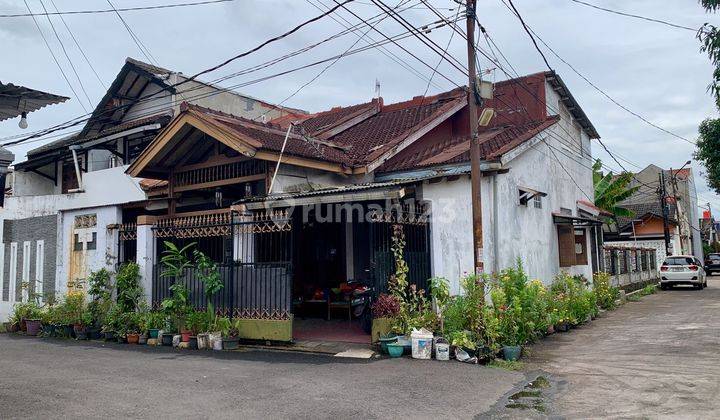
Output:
[253,151,352,175]
[364,97,467,173]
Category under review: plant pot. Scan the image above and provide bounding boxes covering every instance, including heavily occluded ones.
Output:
[502,345,522,361]
[197,333,209,350]
[62,324,74,338]
[87,327,102,340]
[222,337,240,350]
[25,319,42,336]
[378,335,398,354]
[555,322,570,333]
[104,331,116,341]
[386,343,404,358]
[41,324,55,337]
[127,333,140,344]
[395,336,412,355]
[161,333,174,346]
[188,336,198,350]
[74,325,88,340]
[138,334,148,345]
[371,318,394,343]
[476,345,495,364]
[117,335,127,344]
[546,324,555,335]
[19,318,27,332]
[148,329,160,339]
[209,332,223,351]
[180,330,192,343]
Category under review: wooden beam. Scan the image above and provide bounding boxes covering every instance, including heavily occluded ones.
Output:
[176,154,249,172]
[173,173,265,192]
[254,150,352,174]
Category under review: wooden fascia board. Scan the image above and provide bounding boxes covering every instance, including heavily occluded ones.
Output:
[126,112,260,177]
[253,150,352,175]
[186,111,262,149]
[365,98,466,173]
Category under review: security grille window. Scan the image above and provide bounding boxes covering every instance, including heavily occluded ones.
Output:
[533,195,542,209]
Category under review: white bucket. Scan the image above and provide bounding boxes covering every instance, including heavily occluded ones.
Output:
[209,332,223,351]
[435,342,450,361]
[410,328,433,360]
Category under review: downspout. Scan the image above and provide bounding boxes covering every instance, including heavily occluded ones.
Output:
[69,145,83,192]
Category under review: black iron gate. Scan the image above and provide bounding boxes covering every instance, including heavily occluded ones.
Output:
[150,209,293,320]
[368,204,431,295]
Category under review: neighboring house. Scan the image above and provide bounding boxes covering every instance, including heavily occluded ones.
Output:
[117,70,601,341]
[612,164,702,260]
[604,201,680,266]
[699,209,719,246]
[0,58,302,321]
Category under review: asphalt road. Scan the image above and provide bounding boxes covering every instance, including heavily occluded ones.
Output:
[0,332,522,419]
[3,277,720,419]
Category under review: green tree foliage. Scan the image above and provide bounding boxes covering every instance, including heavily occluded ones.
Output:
[699,0,720,107]
[592,159,640,218]
[695,118,720,194]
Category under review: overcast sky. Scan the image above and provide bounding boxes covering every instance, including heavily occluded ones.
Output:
[1,0,718,215]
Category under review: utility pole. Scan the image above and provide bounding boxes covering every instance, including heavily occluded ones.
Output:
[659,171,672,256]
[669,167,685,254]
[466,0,484,276]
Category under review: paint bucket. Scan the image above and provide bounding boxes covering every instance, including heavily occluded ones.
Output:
[435,339,450,361]
[410,328,433,360]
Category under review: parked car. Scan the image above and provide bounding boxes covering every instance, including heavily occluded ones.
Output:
[660,255,707,290]
[705,253,720,276]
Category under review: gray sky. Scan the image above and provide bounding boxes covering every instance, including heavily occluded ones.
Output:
[1,0,718,215]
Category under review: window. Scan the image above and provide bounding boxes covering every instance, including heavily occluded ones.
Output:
[87,232,97,250]
[73,234,83,251]
[574,229,588,265]
[533,195,542,209]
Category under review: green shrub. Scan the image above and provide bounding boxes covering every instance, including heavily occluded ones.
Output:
[639,284,657,296]
[593,272,619,310]
[116,263,143,313]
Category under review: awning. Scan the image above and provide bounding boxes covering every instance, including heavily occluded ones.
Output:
[0,82,69,121]
[552,212,603,227]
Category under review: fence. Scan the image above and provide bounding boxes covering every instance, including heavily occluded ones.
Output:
[603,245,658,291]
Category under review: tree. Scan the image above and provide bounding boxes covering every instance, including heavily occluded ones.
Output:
[698,1,720,107]
[695,118,720,194]
[593,159,640,218]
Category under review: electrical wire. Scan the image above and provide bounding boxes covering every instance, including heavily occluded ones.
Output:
[38,0,93,108]
[418,0,461,99]
[0,0,237,18]
[49,0,107,89]
[568,0,707,34]
[106,0,159,65]
[22,0,88,113]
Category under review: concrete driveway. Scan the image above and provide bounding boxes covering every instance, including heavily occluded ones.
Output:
[514,274,720,418]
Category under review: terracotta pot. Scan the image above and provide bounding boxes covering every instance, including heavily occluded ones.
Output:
[180,330,192,343]
[126,333,140,344]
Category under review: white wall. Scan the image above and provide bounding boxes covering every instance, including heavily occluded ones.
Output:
[12,169,55,196]
[420,177,474,295]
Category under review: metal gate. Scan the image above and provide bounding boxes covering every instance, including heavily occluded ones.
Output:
[368,204,431,295]
[150,209,293,320]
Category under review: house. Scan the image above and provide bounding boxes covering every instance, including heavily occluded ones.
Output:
[604,164,703,261]
[117,70,602,341]
[0,58,302,321]
[699,209,719,247]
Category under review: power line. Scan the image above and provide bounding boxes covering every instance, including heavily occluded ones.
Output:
[505,0,552,70]
[22,0,88,113]
[106,0,159,65]
[5,1,357,146]
[49,0,107,89]
[418,0,461,98]
[38,0,93,108]
[0,0,237,18]
[498,0,696,146]
[568,0,706,34]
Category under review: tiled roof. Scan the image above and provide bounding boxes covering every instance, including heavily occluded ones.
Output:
[377,116,559,173]
[616,201,677,229]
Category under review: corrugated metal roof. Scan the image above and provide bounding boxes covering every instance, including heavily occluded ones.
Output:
[0,82,69,121]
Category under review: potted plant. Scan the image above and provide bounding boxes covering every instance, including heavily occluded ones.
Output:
[24,305,43,337]
[146,311,164,340]
[222,319,241,350]
[75,312,93,340]
[186,310,209,350]
[39,307,55,337]
[211,316,230,351]
[371,293,400,345]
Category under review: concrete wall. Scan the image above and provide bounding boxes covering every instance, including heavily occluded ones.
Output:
[12,169,55,196]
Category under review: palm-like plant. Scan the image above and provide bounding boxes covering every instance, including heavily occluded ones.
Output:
[593,159,640,218]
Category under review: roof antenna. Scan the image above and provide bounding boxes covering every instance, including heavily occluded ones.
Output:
[374,79,380,99]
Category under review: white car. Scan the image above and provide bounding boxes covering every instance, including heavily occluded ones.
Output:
[660,255,707,290]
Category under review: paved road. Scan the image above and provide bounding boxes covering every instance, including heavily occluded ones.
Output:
[3,277,720,419]
[0,333,522,419]
[517,275,720,418]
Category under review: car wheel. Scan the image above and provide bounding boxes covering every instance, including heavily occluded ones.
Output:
[660,284,667,291]
[696,283,703,290]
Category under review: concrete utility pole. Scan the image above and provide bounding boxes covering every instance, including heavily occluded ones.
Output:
[659,171,672,256]
[466,0,484,275]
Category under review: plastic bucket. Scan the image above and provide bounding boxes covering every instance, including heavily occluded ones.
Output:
[410,330,433,360]
[435,342,450,361]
